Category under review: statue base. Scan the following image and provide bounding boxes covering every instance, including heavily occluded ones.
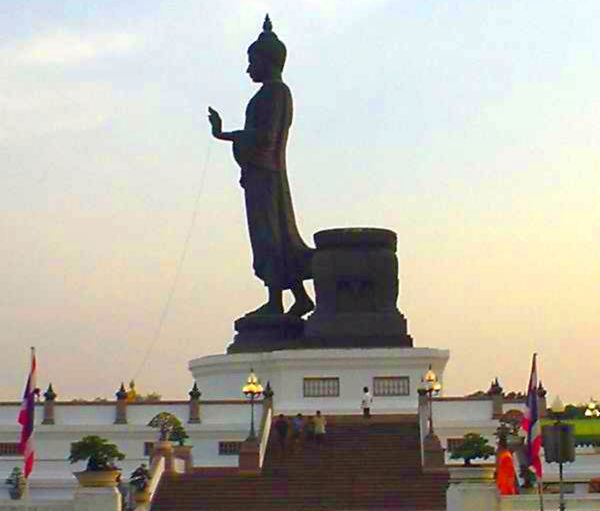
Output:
[304,310,413,348]
[228,314,305,353]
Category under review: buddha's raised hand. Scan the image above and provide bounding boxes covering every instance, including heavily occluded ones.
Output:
[208,107,223,138]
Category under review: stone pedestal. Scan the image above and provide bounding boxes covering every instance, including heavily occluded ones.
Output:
[190,347,449,413]
[174,445,194,473]
[423,433,445,468]
[74,486,122,511]
[42,383,57,425]
[305,228,413,348]
[238,439,260,475]
[446,467,498,511]
[152,441,175,474]
[229,315,305,353]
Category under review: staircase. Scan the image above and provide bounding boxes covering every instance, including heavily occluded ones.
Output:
[152,415,448,510]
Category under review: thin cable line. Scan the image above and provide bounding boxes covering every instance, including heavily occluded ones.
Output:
[131,139,212,381]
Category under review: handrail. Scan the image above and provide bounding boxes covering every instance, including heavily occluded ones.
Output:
[147,454,165,500]
[259,406,272,468]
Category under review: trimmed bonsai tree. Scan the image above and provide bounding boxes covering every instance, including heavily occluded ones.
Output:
[69,435,125,471]
[450,432,495,466]
[148,412,187,443]
[170,421,189,446]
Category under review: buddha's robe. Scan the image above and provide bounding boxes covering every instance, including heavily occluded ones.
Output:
[496,449,517,495]
[232,80,313,289]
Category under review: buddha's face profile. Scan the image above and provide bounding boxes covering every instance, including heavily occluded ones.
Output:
[247,51,268,82]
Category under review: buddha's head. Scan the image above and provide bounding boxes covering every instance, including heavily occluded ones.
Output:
[247,15,286,82]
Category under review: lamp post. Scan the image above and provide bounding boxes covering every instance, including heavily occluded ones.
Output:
[551,395,567,511]
[242,368,263,441]
[421,365,442,438]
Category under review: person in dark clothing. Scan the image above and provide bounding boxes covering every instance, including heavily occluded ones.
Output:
[291,413,304,451]
[274,414,288,452]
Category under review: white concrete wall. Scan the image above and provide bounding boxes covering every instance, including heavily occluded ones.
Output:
[0,500,73,511]
[0,400,263,492]
[189,347,450,415]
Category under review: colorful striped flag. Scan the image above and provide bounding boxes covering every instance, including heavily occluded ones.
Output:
[522,353,543,480]
[18,347,37,478]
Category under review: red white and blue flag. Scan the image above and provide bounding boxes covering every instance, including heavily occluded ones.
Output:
[522,353,543,480]
[18,347,37,478]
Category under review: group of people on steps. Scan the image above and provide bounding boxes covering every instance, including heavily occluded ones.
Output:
[272,386,375,453]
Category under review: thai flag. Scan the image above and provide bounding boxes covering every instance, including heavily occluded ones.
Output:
[521,353,543,480]
[18,348,37,478]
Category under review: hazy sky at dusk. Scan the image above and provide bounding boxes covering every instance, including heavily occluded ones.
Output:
[1,1,599,403]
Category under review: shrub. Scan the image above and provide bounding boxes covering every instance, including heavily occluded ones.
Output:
[69,435,125,471]
[450,433,495,466]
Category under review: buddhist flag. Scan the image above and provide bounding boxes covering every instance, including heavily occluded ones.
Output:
[18,347,37,478]
[522,353,543,480]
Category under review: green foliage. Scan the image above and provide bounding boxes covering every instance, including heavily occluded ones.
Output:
[5,467,25,488]
[541,418,600,445]
[520,467,537,488]
[563,404,586,420]
[450,433,495,466]
[148,412,185,442]
[134,392,162,402]
[170,422,189,446]
[69,435,125,471]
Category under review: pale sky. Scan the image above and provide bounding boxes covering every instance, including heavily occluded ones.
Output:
[1,1,599,404]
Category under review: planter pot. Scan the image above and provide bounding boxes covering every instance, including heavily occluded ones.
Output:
[449,465,496,482]
[133,489,151,504]
[74,469,120,487]
[8,486,25,500]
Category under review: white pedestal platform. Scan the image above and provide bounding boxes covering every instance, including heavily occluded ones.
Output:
[189,347,449,415]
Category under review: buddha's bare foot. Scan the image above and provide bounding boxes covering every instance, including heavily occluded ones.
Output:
[286,296,315,318]
[246,301,284,317]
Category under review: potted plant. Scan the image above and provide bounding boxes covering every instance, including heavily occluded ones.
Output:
[170,421,189,446]
[5,467,26,500]
[129,463,151,504]
[148,412,182,443]
[69,435,125,487]
[450,432,495,466]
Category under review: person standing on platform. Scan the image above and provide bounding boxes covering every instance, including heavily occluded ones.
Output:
[274,414,288,453]
[314,410,327,446]
[291,413,304,451]
[361,386,373,418]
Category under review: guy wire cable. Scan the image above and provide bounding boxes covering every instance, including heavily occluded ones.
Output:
[131,136,212,381]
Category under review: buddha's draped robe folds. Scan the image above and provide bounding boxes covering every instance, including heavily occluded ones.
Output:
[232,80,313,289]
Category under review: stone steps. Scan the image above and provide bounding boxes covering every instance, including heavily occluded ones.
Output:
[152,415,448,510]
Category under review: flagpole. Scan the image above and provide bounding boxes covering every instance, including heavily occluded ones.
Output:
[18,346,37,503]
[28,346,34,511]
[27,347,34,511]
[537,479,544,511]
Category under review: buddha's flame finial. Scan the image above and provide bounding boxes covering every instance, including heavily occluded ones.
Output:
[263,14,273,32]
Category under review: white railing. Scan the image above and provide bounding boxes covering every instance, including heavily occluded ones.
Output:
[146,455,165,501]
[259,407,272,468]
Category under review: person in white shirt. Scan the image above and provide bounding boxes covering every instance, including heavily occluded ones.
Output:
[361,386,373,418]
